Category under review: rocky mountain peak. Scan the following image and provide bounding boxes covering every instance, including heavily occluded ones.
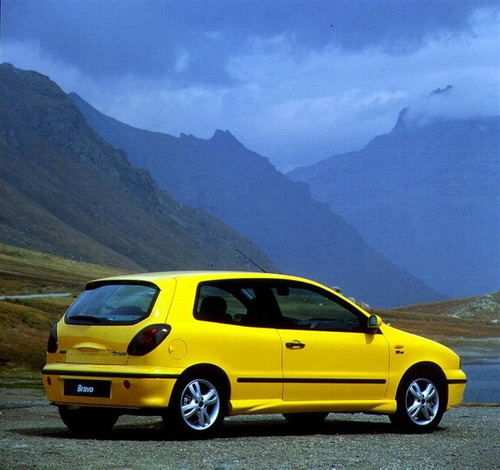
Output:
[392,107,410,133]
[210,129,243,148]
[212,129,235,140]
[1,64,276,274]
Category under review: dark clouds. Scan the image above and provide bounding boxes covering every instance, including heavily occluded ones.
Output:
[4,0,498,83]
[430,85,453,96]
[2,0,499,170]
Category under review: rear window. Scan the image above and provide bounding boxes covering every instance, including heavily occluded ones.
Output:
[65,282,159,325]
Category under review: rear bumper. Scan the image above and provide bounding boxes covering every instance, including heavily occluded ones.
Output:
[42,364,182,410]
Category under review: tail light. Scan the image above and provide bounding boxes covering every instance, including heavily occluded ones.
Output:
[47,323,58,353]
[127,324,171,356]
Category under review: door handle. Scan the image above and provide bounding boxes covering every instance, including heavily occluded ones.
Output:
[286,341,306,349]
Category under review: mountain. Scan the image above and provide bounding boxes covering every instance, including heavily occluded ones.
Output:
[0,63,275,273]
[70,93,444,307]
[288,110,500,299]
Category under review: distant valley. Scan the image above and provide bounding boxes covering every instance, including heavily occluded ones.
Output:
[3,63,494,308]
[289,110,499,299]
[70,93,442,307]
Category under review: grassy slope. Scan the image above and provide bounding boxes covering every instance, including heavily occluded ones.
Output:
[0,243,498,371]
[372,297,500,361]
[0,64,276,278]
[0,243,129,369]
[371,300,498,340]
[0,243,131,295]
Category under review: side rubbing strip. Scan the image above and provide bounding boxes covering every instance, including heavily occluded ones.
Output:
[237,377,386,384]
[447,379,467,384]
[41,370,179,379]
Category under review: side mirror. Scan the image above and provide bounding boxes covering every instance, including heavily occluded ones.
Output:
[368,314,383,329]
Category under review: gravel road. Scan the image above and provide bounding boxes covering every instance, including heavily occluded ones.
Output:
[0,387,498,470]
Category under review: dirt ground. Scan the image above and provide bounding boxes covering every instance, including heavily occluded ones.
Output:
[0,386,499,470]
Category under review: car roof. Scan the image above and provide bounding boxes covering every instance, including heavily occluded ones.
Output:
[87,271,321,290]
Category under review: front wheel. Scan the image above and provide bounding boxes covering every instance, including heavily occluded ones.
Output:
[165,376,226,438]
[390,374,445,433]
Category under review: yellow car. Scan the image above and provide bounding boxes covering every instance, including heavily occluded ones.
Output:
[42,271,466,437]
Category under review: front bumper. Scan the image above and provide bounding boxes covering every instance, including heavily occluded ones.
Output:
[445,369,467,409]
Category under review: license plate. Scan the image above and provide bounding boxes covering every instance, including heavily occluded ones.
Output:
[64,379,111,398]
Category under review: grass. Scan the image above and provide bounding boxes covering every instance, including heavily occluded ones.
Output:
[370,308,495,340]
[370,295,499,340]
[0,243,498,374]
[0,243,130,370]
[0,364,44,391]
[0,297,73,370]
[0,242,130,295]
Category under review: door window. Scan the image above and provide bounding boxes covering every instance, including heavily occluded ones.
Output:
[273,284,364,332]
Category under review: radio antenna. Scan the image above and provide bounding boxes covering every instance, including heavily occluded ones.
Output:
[236,249,267,273]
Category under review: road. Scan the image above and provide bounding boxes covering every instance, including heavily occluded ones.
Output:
[0,386,499,469]
[0,293,72,300]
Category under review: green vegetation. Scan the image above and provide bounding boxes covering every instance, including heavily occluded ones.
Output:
[0,365,44,390]
[371,294,499,341]
[0,242,130,295]
[0,243,498,373]
[0,296,74,369]
[0,243,129,370]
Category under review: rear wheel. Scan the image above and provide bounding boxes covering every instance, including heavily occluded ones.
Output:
[390,373,445,433]
[165,375,226,438]
[58,406,119,437]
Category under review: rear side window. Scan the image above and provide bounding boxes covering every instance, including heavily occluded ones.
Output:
[65,282,159,325]
[194,285,248,324]
[194,281,285,327]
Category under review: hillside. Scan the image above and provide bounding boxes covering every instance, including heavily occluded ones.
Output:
[289,111,500,299]
[371,292,499,343]
[0,244,497,370]
[0,243,128,296]
[0,243,117,368]
[0,64,275,273]
[69,93,443,308]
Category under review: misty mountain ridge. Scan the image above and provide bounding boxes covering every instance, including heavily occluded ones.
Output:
[70,92,444,307]
[289,107,499,299]
[0,63,275,273]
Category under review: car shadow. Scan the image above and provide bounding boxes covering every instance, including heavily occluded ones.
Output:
[13,414,446,441]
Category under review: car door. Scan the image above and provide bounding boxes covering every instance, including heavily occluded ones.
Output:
[273,282,390,402]
[187,280,284,406]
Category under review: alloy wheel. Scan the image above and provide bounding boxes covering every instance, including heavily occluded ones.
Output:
[405,378,440,426]
[180,378,221,431]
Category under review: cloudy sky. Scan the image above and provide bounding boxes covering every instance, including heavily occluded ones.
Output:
[2,0,499,171]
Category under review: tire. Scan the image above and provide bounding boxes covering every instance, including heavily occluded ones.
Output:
[283,412,329,427]
[390,373,445,433]
[58,405,119,437]
[166,375,226,438]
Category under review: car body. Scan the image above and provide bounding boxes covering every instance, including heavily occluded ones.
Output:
[42,271,467,436]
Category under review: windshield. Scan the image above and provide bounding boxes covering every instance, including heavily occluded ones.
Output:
[65,282,159,325]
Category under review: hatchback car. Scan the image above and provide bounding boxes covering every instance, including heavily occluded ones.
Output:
[43,271,466,437]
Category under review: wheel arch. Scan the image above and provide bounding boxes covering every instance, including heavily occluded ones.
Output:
[398,361,448,409]
[170,363,231,414]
